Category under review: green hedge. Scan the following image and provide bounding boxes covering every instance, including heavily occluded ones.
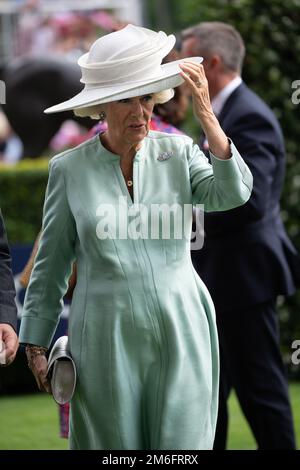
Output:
[0,159,49,242]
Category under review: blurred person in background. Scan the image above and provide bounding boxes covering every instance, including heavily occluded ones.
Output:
[17,0,45,56]
[181,21,299,450]
[0,110,23,163]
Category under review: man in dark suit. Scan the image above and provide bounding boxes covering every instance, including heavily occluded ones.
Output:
[0,210,18,366]
[181,22,298,449]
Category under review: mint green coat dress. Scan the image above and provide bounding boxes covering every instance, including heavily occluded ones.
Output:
[19,131,252,450]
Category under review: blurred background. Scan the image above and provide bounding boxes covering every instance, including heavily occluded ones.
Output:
[0,0,299,450]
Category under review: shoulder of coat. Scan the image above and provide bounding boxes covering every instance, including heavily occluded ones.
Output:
[49,135,98,168]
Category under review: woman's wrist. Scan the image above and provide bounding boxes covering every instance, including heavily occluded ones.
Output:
[198,112,219,134]
[25,344,48,368]
[201,119,231,160]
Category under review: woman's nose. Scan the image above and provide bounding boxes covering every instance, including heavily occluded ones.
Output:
[131,100,143,116]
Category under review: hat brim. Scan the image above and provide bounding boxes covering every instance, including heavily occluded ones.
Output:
[44,56,203,114]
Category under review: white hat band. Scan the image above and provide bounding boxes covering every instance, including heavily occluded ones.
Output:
[79,36,175,85]
[81,62,163,86]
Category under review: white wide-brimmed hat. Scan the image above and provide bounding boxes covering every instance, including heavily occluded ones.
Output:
[44,24,202,114]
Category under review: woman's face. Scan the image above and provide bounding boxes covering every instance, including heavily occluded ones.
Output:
[104,95,155,148]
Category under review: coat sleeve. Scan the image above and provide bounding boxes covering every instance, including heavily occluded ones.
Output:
[19,157,76,348]
[188,139,253,211]
[0,210,17,331]
[203,112,280,234]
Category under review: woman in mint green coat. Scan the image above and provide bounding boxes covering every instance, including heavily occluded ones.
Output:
[19,25,253,450]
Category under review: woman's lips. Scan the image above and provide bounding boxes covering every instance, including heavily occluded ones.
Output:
[129,124,145,129]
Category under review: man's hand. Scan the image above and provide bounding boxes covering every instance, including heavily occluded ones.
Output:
[0,323,19,366]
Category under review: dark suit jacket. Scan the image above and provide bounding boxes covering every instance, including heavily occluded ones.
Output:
[0,210,17,330]
[192,82,300,312]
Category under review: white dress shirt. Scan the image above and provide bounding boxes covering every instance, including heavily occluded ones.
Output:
[211,76,242,117]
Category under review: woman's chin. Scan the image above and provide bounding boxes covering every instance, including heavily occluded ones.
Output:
[127,127,147,142]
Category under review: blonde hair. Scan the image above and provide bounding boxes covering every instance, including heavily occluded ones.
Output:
[73,89,174,119]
